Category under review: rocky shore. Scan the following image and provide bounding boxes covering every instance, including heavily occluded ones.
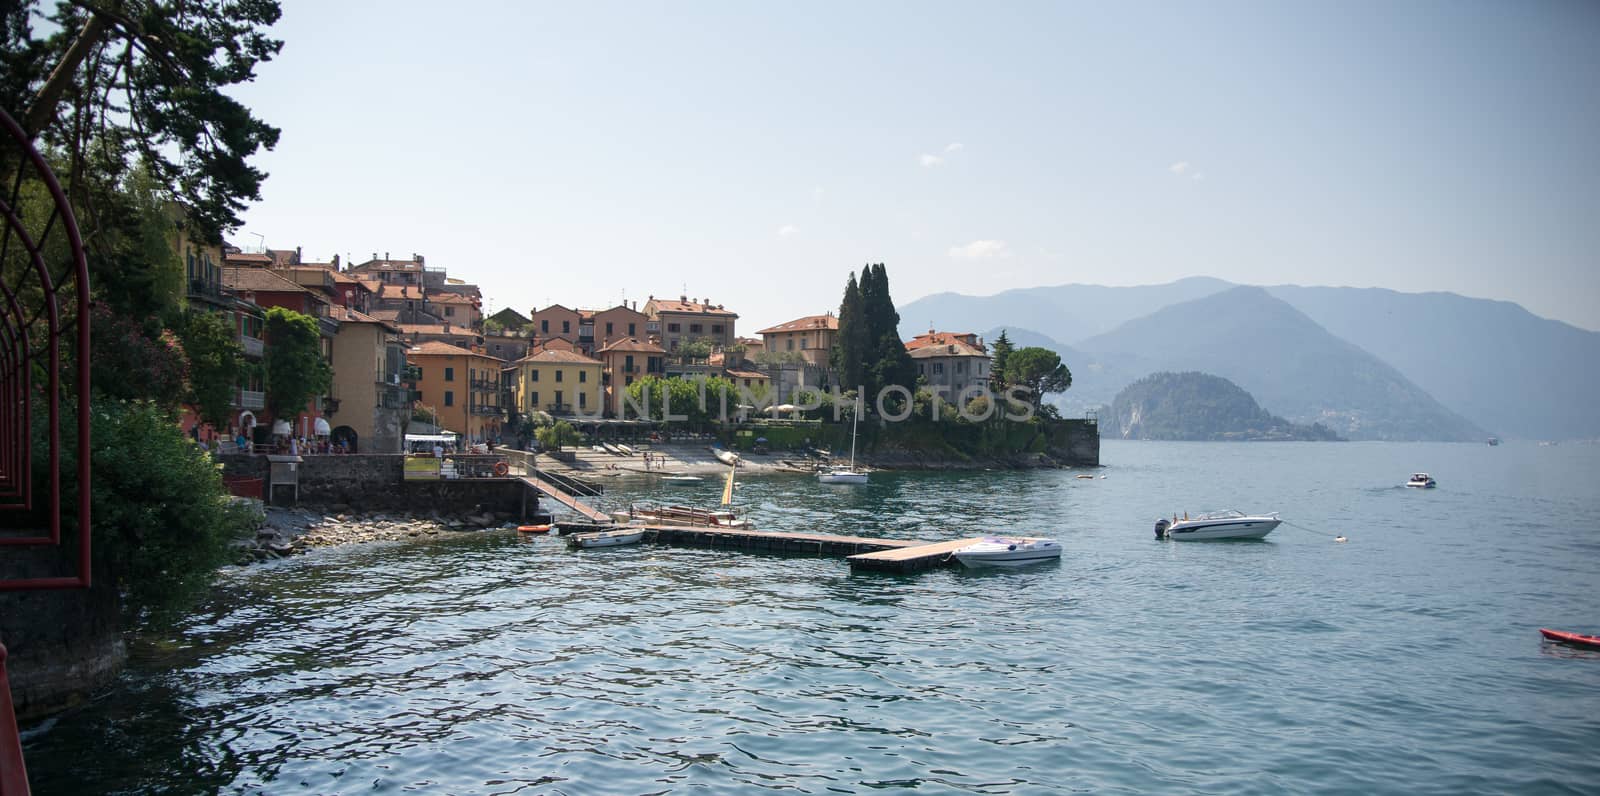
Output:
[237,504,528,563]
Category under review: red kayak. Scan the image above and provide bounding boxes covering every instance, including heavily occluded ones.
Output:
[1540,628,1600,649]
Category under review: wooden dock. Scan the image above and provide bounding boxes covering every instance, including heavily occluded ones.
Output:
[518,475,611,523]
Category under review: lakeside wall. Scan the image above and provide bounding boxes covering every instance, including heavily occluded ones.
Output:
[0,550,123,720]
[775,417,1100,469]
[216,454,529,514]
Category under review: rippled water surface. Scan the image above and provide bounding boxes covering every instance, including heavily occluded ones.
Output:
[23,441,1600,794]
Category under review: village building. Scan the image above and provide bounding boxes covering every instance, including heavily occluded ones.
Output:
[643,295,737,352]
[407,341,505,443]
[327,306,409,453]
[597,337,667,418]
[506,349,604,418]
[529,304,582,344]
[905,330,992,397]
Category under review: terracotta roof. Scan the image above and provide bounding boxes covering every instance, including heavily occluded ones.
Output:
[223,266,311,293]
[906,330,985,352]
[647,297,737,317]
[223,251,273,266]
[598,337,667,354]
[907,341,988,359]
[724,369,769,379]
[370,309,402,322]
[378,284,425,300]
[329,306,400,333]
[429,292,477,305]
[399,323,475,336]
[531,337,579,352]
[758,313,837,335]
[516,349,602,365]
[409,340,494,359]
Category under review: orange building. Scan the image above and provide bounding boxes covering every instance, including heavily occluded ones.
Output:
[407,341,506,443]
[597,337,667,417]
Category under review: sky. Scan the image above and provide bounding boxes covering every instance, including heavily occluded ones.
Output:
[227,1,1600,333]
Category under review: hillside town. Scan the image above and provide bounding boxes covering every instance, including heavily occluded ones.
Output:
[185,242,999,455]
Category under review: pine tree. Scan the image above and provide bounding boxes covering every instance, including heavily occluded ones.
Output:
[863,264,917,404]
[990,329,1014,390]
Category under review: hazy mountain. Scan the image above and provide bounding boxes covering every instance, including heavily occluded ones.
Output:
[1264,286,1600,440]
[1109,372,1343,441]
[1076,287,1484,441]
[900,276,1232,345]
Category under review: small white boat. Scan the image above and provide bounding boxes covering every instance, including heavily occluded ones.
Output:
[952,537,1062,567]
[602,442,625,455]
[617,444,636,456]
[713,448,740,466]
[661,475,704,485]
[1405,473,1437,489]
[1155,510,1280,541]
[569,528,644,548]
[818,406,868,485]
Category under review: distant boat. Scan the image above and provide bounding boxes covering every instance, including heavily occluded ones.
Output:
[1486,437,1500,447]
[952,537,1062,567]
[1155,510,1280,540]
[617,444,636,456]
[818,405,868,485]
[602,442,625,455]
[1406,473,1437,489]
[661,475,704,485]
[712,447,741,466]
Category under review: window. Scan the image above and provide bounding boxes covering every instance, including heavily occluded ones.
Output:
[786,338,794,351]
[712,324,723,334]
[562,320,570,333]
[579,392,587,408]
[445,367,455,382]
[933,363,944,374]
[625,375,633,386]
[800,336,808,350]
[532,369,539,382]
[556,370,564,382]
[444,307,454,317]
[444,391,454,406]
[541,319,549,333]
[690,323,702,334]
[605,322,614,335]
[957,361,966,373]
[531,391,539,407]
[555,390,564,406]
[628,323,636,335]
[667,323,680,333]
[579,371,587,383]
[625,355,634,371]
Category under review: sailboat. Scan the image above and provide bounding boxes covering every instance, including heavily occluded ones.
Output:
[818,403,868,484]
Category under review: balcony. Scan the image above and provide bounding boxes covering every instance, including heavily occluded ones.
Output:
[237,389,265,410]
[239,334,264,358]
[471,404,504,416]
[470,377,499,391]
[188,278,224,300]
[545,403,573,415]
[379,384,410,409]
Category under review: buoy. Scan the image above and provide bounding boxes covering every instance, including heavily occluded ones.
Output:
[492,461,509,477]
[517,524,552,534]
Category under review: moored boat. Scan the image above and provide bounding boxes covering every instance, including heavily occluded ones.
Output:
[1540,628,1600,650]
[817,405,868,485]
[661,475,704,485]
[568,528,645,548]
[952,537,1062,567]
[712,447,741,466]
[1155,510,1280,540]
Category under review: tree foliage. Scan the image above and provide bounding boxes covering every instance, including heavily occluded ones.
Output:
[535,420,579,450]
[832,271,867,390]
[990,329,1014,390]
[623,375,739,425]
[178,310,243,428]
[264,306,330,419]
[13,0,283,242]
[89,303,188,404]
[1005,347,1072,412]
[1109,371,1343,441]
[831,264,915,413]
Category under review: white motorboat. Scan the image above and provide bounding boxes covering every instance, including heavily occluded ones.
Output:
[818,403,868,485]
[713,447,741,466]
[952,537,1062,567]
[1155,510,1280,541]
[1405,473,1437,489]
[569,528,644,548]
[661,475,704,485]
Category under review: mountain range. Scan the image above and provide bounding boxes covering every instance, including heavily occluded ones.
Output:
[900,278,1600,441]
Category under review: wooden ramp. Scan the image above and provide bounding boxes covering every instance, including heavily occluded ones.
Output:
[847,537,995,574]
[519,475,611,523]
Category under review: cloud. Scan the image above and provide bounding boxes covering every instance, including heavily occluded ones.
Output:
[777,224,798,238]
[948,239,1010,259]
[920,154,945,168]
[1191,172,1204,182]
[945,142,964,153]
[1169,161,1190,175]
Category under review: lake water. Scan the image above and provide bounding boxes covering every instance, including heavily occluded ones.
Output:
[21,441,1600,794]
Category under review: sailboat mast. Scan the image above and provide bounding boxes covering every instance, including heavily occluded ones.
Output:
[849,401,858,469]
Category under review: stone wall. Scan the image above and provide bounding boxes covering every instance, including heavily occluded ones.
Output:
[1044,418,1100,466]
[0,551,124,720]
[215,454,530,515]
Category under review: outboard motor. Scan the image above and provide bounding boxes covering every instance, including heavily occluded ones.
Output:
[1154,518,1170,539]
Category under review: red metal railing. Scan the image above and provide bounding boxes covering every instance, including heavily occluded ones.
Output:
[0,104,93,795]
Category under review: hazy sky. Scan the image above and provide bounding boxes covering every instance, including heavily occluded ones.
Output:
[230,1,1600,333]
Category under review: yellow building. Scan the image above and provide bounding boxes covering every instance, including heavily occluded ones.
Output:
[757,313,837,367]
[408,341,505,443]
[508,348,604,417]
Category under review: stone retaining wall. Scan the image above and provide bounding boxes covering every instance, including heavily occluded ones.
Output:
[215,454,529,515]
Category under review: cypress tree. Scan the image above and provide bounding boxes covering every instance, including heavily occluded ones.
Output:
[864,264,917,402]
[990,329,1014,389]
[832,271,868,392]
